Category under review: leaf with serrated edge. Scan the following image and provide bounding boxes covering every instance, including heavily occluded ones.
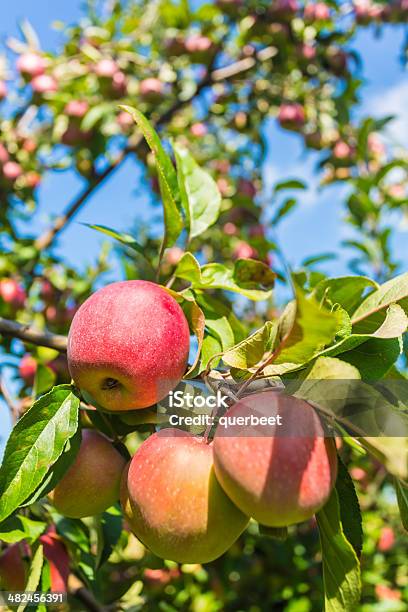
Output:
[0,385,79,522]
[316,490,361,612]
[396,479,408,531]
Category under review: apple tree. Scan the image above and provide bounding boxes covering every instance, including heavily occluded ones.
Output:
[0,1,407,610]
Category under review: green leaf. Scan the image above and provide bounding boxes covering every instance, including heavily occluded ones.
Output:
[81,103,112,131]
[0,515,46,544]
[358,437,408,482]
[21,427,82,506]
[200,334,223,371]
[314,276,378,315]
[34,364,56,397]
[120,106,183,247]
[174,143,221,238]
[316,490,361,612]
[17,545,44,612]
[223,321,278,369]
[83,224,147,258]
[175,253,274,301]
[271,197,297,224]
[0,385,79,522]
[338,337,402,379]
[273,179,306,192]
[395,479,408,531]
[264,287,348,375]
[351,272,408,325]
[335,460,363,557]
[96,505,123,569]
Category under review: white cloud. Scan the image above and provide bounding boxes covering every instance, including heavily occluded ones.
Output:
[368,80,408,147]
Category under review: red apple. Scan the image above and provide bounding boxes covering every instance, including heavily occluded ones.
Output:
[139,77,164,101]
[67,280,190,411]
[17,53,47,77]
[165,246,184,265]
[190,122,208,137]
[304,2,330,21]
[94,59,119,78]
[19,354,37,386]
[51,430,126,518]
[3,161,23,181]
[122,429,249,563]
[223,222,238,236]
[0,544,27,591]
[0,143,9,164]
[233,241,258,260]
[213,391,338,527]
[278,103,305,128]
[64,100,89,118]
[238,178,257,198]
[24,171,41,189]
[0,278,26,308]
[378,526,395,552]
[0,81,7,100]
[333,140,353,160]
[39,528,70,592]
[184,35,215,62]
[31,74,58,93]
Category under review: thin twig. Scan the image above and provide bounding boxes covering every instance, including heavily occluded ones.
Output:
[0,376,20,423]
[0,317,67,351]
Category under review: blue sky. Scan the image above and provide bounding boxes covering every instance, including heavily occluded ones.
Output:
[1,2,407,455]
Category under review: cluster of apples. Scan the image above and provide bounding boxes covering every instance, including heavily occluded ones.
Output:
[47,280,338,564]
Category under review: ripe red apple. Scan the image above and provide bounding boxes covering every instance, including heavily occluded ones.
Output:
[233,241,258,260]
[213,391,338,527]
[65,100,89,118]
[3,161,23,181]
[122,429,249,563]
[39,528,70,592]
[378,526,395,552]
[0,81,7,100]
[24,171,41,189]
[238,178,257,198]
[19,354,37,386]
[0,544,27,591]
[67,280,190,411]
[111,71,128,96]
[190,122,208,137]
[139,77,164,101]
[304,2,330,21]
[17,53,47,77]
[94,58,118,78]
[278,103,305,129]
[31,74,58,94]
[117,110,134,131]
[0,278,26,308]
[333,140,353,160]
[223,222,238,236]
[184,35,215,63]
[165,246,184,265]
[51,429,126,518]
[0,143,9,164]
[61,124,91,146]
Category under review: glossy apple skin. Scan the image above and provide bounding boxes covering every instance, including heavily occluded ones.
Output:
[0,544,27,591]
[213,392,338,527]
[51,430,126,518]
[67,281,190,411]
[122,429,249,563]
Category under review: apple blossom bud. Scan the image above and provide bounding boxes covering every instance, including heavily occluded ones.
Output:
[31,74,58,94]
[17,53,47,77]
[3,161,23,181]
[65,100,89,118]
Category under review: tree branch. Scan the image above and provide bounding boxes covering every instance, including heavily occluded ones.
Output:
[0,376,20,423]
[34,46,276,251]
[0,317,67,352]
